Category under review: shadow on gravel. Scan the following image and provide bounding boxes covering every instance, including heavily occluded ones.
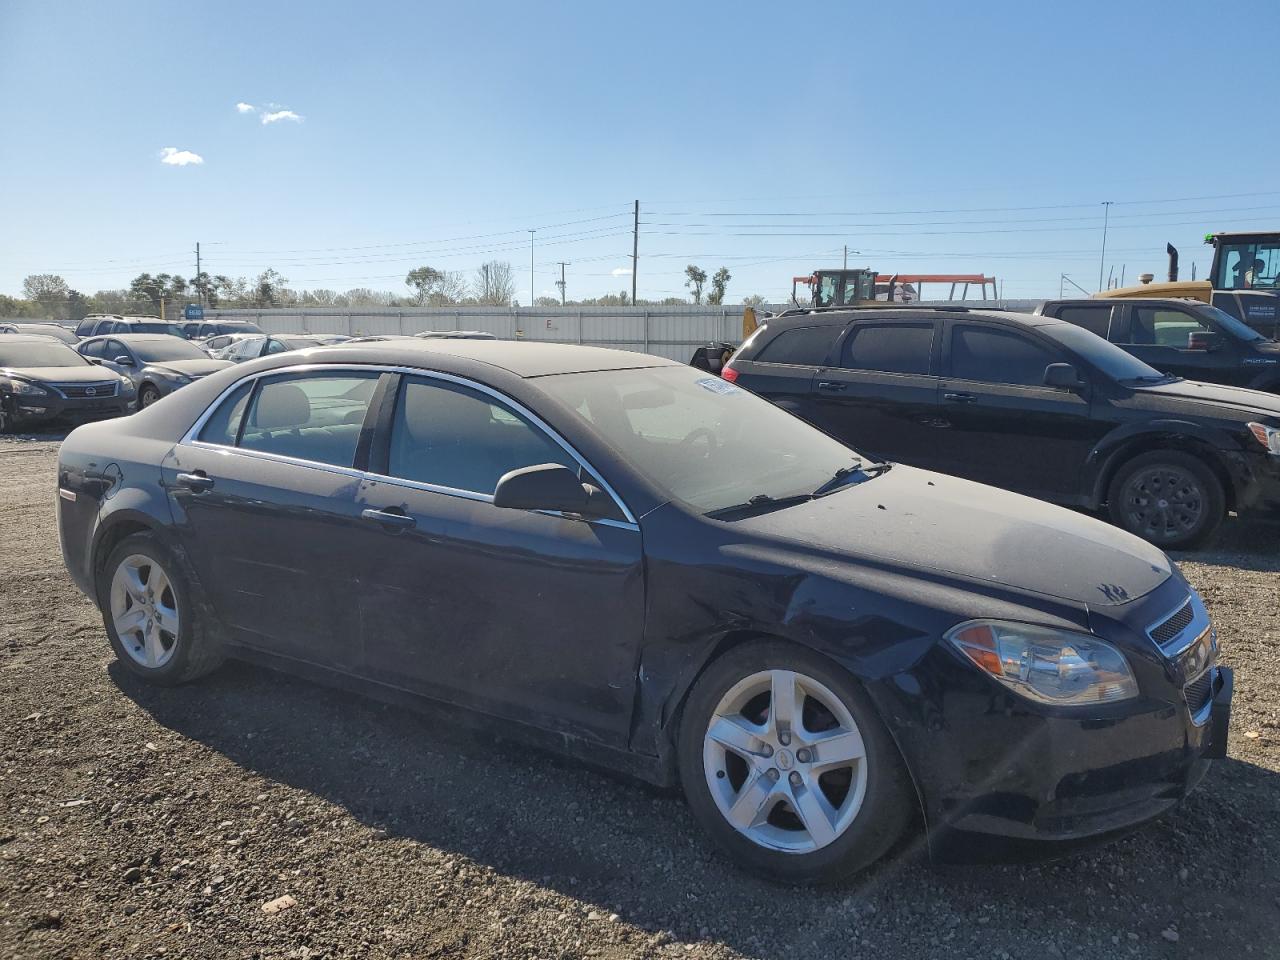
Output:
[1171,516,1280,573]
[110,658,1280,957]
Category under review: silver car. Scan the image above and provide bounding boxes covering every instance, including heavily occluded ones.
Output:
[77,334,232,408]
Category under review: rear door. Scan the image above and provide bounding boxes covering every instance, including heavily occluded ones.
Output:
[934,322,1103,501]
[162,368,384,669]
[730,323,840,422]
[803,320,943,466]
[1112,304,1243,384]
[352,372,645,747]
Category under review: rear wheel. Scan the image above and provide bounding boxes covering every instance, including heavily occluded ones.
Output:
[1107,450,1224,549]
[677,640,913,883]
[98,533,223,684]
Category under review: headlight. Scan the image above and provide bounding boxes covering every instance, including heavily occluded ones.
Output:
[119,377,136,393]
[1248,422,1280,455]
[10,379,50,397]
[152,369,191,384]
[945,620,1138,705]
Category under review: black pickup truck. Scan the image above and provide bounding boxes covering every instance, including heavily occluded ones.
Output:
[1036,298,1280,391]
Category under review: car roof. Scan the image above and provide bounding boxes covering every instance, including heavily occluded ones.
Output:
[0,334,72,345]
[764,306,1061,329]
[310,339,677,378]
[88,333,186,343]
[1044,297,1206,308]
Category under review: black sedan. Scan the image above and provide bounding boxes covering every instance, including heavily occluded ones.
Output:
[56,340,1231,882]
[0,334,135,431]
[722,307,1280,548]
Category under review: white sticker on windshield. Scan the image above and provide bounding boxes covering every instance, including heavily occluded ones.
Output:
[697,377,740,395]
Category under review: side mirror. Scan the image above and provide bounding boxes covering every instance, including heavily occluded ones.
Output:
[493,463,593,515]
[1187,331,1223,352]
[1044,362,1084,389]
[113,355,135,367]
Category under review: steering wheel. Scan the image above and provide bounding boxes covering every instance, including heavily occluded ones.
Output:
[679,426,718,457]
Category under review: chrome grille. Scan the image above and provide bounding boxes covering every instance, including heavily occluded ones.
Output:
[1185,669,1214,718]
[52,381,119,399]
[1150,600,1194,646]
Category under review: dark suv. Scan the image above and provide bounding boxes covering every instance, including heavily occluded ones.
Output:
[723,307,1280,548]
[1036,298,1280,390]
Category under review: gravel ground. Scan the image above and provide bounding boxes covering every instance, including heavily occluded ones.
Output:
[2,433,1278,960]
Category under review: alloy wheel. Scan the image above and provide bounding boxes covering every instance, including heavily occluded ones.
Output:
[139,386,161,408]
[109,554,180,669]
[702,669,868,854]
[1120,465,1204,542]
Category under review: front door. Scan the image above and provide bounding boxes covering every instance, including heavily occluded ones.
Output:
[804,320,943,467]
[1113,304,1243,385]
[353,373,645,748]
[162,369,383,669]
[934,322,1104,502]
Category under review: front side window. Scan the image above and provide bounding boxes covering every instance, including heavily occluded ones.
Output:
[387,377,577,494]
[1125,307,1213,349]
[79,338,107,360]
[234,372,379,466]
[949,327,1061,387]
[753,326,839,366]
[841,323,934,375]
[1056,305,1113,339]
[105,340,130,362]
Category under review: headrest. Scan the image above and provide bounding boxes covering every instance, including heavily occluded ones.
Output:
[253,382,311,429]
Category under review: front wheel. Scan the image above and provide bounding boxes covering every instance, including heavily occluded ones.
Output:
[1107,450,1224,550]
[98,533,223,684]
[677,641,913,883]
[138,384,162,408]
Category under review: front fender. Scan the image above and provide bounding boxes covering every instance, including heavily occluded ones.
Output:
[1083,420,1242,506]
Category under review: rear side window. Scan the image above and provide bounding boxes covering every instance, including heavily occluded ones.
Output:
[753,326,839,366]
[234,373,379,466]
[388,377,577,495]
[75,319,97,337]
[1055,305,1113,339]
[950,327,1061,387]
[841,323,935,375]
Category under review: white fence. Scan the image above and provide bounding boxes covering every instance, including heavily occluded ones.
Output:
[200,305,783,362]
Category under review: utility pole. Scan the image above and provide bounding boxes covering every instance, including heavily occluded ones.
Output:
[1098,201,1113,292]
[194,242,202,306]
[529,229,535,307]
[843,245,848,270]
[1060,273,1064,298]
[556,262,569,305]
[631,200,639,305]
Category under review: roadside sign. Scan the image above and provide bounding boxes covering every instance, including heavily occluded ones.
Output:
[184,304,204,321]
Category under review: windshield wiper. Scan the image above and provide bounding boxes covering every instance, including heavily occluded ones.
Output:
[812,459,892,497]
[705,492,814,521]
[1122,374,1179,385]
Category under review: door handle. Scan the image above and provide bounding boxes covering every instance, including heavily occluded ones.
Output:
[943,392,976,403]
[361,508,416,530]
[817,381,848,392]
[175,472,214,492]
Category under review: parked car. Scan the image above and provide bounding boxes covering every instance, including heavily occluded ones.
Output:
[309,334,353,345]
[180,320,265,341]
[721,306,1280,548]
[201,332,260,358]
[77,334,232,408]
[1036,297,1280,390]
[57,340,1230,882]
[0,322,80,345]
[0,334,134,431]
[74,314,182,339]
[222,334,327,362]
[414,329,498,340]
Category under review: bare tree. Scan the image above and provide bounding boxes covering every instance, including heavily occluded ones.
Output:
[474,260,516,306]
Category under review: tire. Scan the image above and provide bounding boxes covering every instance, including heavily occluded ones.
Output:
[1107,450,1225,550]
[676,640,914,884]
[97,532,224,684]
[138,384,162,408]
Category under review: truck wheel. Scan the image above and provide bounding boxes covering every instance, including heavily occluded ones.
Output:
[677,640,913,884]
[98,533,224,684]
[1107,450,1224,549]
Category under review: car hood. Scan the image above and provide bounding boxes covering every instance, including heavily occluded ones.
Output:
[1,365,120,383]
[1136,377,1280,416]
[730,466,1171,607]
[145,358,232,377]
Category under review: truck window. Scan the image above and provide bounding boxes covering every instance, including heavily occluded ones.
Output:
[1124,307,1214,349]
[1215,241,1280,289]
[1055,305,1113,340]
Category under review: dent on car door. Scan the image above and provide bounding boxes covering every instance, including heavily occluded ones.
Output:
[806,321,942,466]
[352,373,645,748]
[935,323,1102,501]
[162,369,385,669]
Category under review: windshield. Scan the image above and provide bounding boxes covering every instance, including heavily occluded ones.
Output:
[1213,239,1280,290]
[538,365,867,513]
[1038,324,1168,382]
[131,339,209,362]
[0,341,91,368]
[126,321,181,335]
[1197,304,1268,343]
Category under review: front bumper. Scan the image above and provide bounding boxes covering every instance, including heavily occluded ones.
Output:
[1225,448,1280,516]
[4,390,134,426]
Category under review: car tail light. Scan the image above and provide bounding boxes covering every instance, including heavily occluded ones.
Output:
[720,360,740,383]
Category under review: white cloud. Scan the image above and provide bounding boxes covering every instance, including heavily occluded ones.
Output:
[261,109,303,125]
[611,266,633,277]
[236,102,256,114]
[159,147,204,167]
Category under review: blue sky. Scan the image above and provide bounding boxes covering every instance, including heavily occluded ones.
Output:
[2,0,1278,304]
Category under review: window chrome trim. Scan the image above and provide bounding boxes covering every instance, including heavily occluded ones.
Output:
[179,362,639,528]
